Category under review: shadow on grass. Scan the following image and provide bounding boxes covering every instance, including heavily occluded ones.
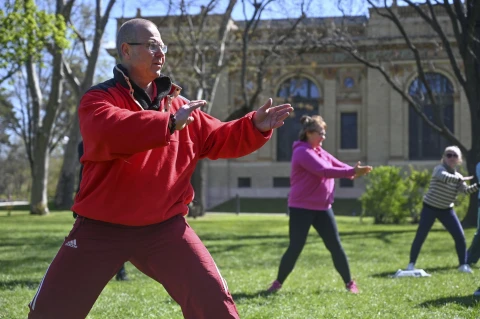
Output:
[0,256,55,273]
[203,229,447,253]
[370,266,457,278]
[200,234,288,241]
[206,240,289,254]
[0,240,62,249]
[232,290,298,301]
[419,265,461,273]
[340,228,446,243]
[0,279,39,291]
[419,295,480,308]
[232,290,272,300]
[232,288,336,301]
[201,228,445,244]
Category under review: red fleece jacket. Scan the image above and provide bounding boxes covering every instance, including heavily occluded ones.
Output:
[72,81,271,226]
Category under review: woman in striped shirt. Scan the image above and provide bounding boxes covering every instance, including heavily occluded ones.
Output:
[407,146,478,273]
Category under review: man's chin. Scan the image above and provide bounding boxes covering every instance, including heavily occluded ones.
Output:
[149,69,162,79]
[150,63,161,71]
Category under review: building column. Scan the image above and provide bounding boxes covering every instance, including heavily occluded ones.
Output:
[459,88,471,149]
[322,68,337,153]
[366,68,390,165]
[389,84,404,159]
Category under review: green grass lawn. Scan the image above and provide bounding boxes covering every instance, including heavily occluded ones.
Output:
[1,211,480,318]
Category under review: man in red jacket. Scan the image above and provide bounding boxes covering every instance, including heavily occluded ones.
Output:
[28,18,292,319]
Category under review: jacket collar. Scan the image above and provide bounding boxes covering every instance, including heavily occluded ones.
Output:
[442,161,456,174]
[113,64,173,111]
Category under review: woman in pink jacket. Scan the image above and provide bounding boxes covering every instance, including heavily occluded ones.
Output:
[267,115,372,294]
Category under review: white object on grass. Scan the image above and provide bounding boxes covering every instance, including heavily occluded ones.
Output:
[392,269,431,278]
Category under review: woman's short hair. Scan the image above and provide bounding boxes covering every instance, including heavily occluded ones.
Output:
[442,145,463,164]
[298,115,326,141]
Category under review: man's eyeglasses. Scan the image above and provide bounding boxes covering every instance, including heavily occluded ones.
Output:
[127,42,168,54]
[445,153,458,159]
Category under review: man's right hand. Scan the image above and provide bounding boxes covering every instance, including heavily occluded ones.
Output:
[173,100,207,131]
[353,161,372,178]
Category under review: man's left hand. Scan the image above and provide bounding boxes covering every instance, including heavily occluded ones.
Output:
[253,98,293,132]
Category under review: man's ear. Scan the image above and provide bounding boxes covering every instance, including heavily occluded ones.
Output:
[121,43,131,60]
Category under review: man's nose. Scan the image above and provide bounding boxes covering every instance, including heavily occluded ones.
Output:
[154,50,165,57]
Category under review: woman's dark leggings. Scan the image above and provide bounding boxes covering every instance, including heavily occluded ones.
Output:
[409,203,466,265]
[276,207,352,285]
[467,200,480,264]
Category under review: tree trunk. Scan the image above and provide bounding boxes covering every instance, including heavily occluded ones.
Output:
[54,115,81,209]
[462,15,480,227]
[30,132,49,215]
[462,150,478,227]
[189,159,207,218]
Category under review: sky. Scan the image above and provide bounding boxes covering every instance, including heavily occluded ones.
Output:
[100,0,371,55]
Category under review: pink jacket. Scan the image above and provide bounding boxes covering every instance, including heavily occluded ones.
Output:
[288,141,355,211]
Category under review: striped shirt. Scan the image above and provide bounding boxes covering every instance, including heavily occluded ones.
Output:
[423,164,478,209]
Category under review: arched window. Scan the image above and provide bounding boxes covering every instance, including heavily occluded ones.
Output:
[408,73,454,160]
[276,77,321,161]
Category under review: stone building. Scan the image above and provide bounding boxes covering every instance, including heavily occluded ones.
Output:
[110,5,469,209]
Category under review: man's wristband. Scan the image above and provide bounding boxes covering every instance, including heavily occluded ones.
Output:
[169,113,176,134]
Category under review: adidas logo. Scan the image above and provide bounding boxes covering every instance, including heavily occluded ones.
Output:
[65,239,77,248]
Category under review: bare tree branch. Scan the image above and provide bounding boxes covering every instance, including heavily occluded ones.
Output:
[207,0,238,113]
[248,7,307,108]
[42,0,76,132]
[250,0,274,35]
[452,0,466,27]
[13,71,34,166]
[176,0,237,104]
[25,59,42,147]
[442,0,465,58]
[0,95,21,138]
[62,58,81,96]
[99,0,117,38]
[68,21,90,59]
[0,65,21,85]
[19,72,33,163]
[181,1,210,78]
[341,45,463,150]
[218,0,237,40]
[367,0,443,129]
[240,0,264,107]
[403,0,466,89]
[242,1,306,112]
[63,0,75,21]
[49,119,72,153]
[82,0,116,91]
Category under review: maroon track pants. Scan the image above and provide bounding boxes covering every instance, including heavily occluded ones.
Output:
[28,215,239,319]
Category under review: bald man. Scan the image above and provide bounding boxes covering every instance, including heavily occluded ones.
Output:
[27,18,292,319]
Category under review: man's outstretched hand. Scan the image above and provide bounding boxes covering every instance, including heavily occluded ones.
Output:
[174,100,207,130]
[253,98,293,132]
